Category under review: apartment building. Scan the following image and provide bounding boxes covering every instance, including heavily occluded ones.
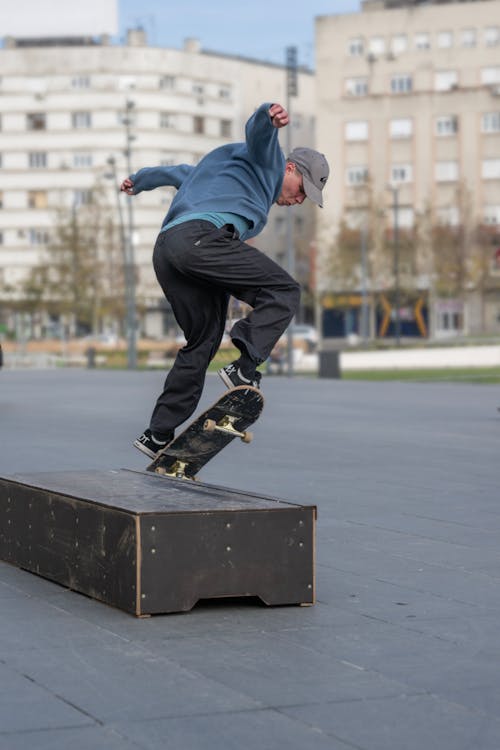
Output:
[316,0,500,338]
[0,30,315,338]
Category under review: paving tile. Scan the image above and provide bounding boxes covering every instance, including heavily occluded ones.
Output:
[0,663,92,734]
[282,694,500,750]
[114,709,357,750]
[160,631,423,706]
[4,640,261,723]
[0,725,140,750]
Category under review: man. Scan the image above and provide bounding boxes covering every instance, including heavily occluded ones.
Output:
[121,102,329,459]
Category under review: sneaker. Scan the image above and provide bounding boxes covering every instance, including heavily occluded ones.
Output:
[133,428,174,459]
[218,362,261,390]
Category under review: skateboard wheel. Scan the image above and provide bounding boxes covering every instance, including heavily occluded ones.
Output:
[204,419,216,432]
[242,431,253,444]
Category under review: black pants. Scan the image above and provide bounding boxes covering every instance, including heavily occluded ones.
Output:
[149,220,300,435]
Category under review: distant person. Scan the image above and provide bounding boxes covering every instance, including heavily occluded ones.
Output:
[121,102,329,458]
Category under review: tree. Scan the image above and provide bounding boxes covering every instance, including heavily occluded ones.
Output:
[322,186,418,295]
[471,222,500,332]
[428,184,474,300]
[21,186,125,335]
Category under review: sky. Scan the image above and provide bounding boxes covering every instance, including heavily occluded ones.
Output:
[119,0,362,68]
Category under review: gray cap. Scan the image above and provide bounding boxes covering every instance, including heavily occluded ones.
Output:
[287,147,330,207]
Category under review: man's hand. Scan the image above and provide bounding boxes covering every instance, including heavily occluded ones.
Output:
[120,178,135,194]
[269,103,289,129]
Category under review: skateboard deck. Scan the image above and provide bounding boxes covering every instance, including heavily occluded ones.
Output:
[147,385,264,480]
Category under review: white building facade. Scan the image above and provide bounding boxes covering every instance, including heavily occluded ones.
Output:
[0,31,315,338]
[315,0,500,339]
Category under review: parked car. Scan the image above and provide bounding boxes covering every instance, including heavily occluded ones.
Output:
[271,323,319,362]
[277,324,319,353]
[290,324,319,351]
[81,333,123,347]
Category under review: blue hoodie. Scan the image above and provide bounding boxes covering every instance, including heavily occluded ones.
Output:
[129,102,285,240]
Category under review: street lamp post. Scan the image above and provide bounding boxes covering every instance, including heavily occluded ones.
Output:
[360,218,370,340]
[285,45,298,377]
[122,100,138,369]
[106,155,128,329]
[387,184,401,346]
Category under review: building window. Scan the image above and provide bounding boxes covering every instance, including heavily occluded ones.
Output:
[344,121,368,141]
[346,165,369,185]
[192,82,204,96]
[220,119,232,138]
[368,36,385,55]
[437,302,463,332]
[482,159,500,179]
[483,205,500,225]
[435,70,458,91]
[344,210,364,230]
[118,75,136,91]
[219,86,231,99]
[117,110,136,127]
[160,112,175,128]
[436,115,458,136]
[0,153,2,168]
[193,116,205,134]
[391,164,413,184]
[345,77,368,97]
[435,161,459,182]
[484,27,500,47]
[391,207,414,228]
[29,229,49,245]
[27,112,46,130]
[159,75,175,89]
[391,34,408,54]
[71,76,90,88]
[72,111,92,129]
[482,112,500,133]
[415,33,430,50]
[29,152,47,168]
[73,153,93,167]
[389,118,413,139]
[437,31,453,49]
[391,74,412,94]
[436,206,460,226]
[348,37,364,56]
[73,190,92,207]
[481,67,500,84]
[0,191,3,208]
[461,28,476,48]
[28,190,48,209]
[0,231,3,245]
[444,312,462,330]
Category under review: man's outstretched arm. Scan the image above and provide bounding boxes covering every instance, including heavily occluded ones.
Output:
[120,164,194,195]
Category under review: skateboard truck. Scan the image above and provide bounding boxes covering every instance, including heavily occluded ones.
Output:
[155,460,190,480]
[203,415,253,443]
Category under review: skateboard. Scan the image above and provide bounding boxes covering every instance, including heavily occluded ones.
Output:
[147,385,264,480]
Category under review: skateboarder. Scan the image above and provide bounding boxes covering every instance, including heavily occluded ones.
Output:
[121,102,329,459]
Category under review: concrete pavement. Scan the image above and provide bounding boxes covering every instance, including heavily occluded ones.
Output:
[0,369,499,749]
